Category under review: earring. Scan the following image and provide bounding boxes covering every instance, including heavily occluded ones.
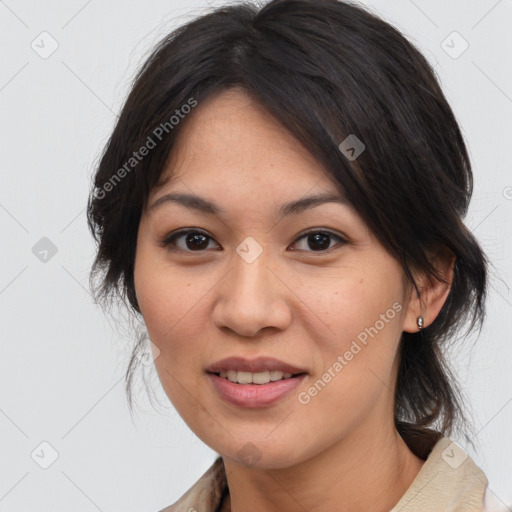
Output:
[417,316,424,330]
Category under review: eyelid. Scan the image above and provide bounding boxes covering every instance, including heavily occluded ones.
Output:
[159,227,348,254]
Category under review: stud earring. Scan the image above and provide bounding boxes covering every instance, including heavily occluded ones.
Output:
[417,316,424,330]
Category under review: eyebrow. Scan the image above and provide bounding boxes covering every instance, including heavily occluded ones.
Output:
[148,191,348,219]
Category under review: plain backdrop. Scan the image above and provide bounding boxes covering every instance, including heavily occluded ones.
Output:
[0,0,511,511]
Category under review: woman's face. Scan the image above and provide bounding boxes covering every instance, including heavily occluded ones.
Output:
[134,88,416,468]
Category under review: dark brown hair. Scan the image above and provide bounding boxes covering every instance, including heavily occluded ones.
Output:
[87,0,487,452]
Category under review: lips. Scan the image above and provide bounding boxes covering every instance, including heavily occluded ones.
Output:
[205,356,308,376]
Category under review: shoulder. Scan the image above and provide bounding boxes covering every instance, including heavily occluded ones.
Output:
[391,435,489,512]
[157,456,227,512]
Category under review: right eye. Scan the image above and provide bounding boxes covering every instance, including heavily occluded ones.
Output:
[159,229,221,253]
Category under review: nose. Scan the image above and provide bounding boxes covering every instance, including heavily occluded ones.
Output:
[211,246,292,338]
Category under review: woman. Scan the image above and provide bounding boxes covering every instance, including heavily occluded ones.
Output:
[87,0,492,510]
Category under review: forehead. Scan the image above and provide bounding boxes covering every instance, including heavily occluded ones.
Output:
[153,87,337,198]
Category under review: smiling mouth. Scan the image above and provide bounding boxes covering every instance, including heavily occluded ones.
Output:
[208,370,307,385]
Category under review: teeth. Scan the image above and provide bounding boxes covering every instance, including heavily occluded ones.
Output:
[218,370,294,384]
[237,371,253,384]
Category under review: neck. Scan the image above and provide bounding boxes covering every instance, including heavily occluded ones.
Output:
[221,418,425,512]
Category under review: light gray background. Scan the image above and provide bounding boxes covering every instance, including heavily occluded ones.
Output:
[1,0,511,511]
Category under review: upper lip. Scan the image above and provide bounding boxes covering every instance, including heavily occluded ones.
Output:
[206,356,308,375]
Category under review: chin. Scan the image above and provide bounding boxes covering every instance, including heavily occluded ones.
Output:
[218,440,308,470]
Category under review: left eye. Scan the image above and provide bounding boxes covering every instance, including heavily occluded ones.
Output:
[292,230,346,252]
[159,229,346,253]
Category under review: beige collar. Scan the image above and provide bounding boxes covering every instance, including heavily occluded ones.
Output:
[160,436,488,512]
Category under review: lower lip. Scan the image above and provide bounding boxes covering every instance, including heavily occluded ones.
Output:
[207,373,307,408]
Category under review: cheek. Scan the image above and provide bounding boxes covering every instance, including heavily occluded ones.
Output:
[134,248,219,384]
[135,245,197,338]
[306,260,405,385]
[292,272,404,440]
[304,264,403,341]
[134,254,211,414]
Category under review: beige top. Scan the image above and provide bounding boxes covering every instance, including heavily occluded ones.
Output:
[159,436,490,512]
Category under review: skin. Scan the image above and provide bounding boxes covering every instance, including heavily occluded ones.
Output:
[134,87,454,512]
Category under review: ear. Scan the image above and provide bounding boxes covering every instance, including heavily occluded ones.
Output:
[402,247,456,333]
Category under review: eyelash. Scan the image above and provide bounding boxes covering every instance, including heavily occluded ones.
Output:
[158,228,347,255]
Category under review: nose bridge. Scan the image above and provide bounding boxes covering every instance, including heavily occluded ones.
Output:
[212,236,291,336]
[233,241,271,296]
[229,237,275,309]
